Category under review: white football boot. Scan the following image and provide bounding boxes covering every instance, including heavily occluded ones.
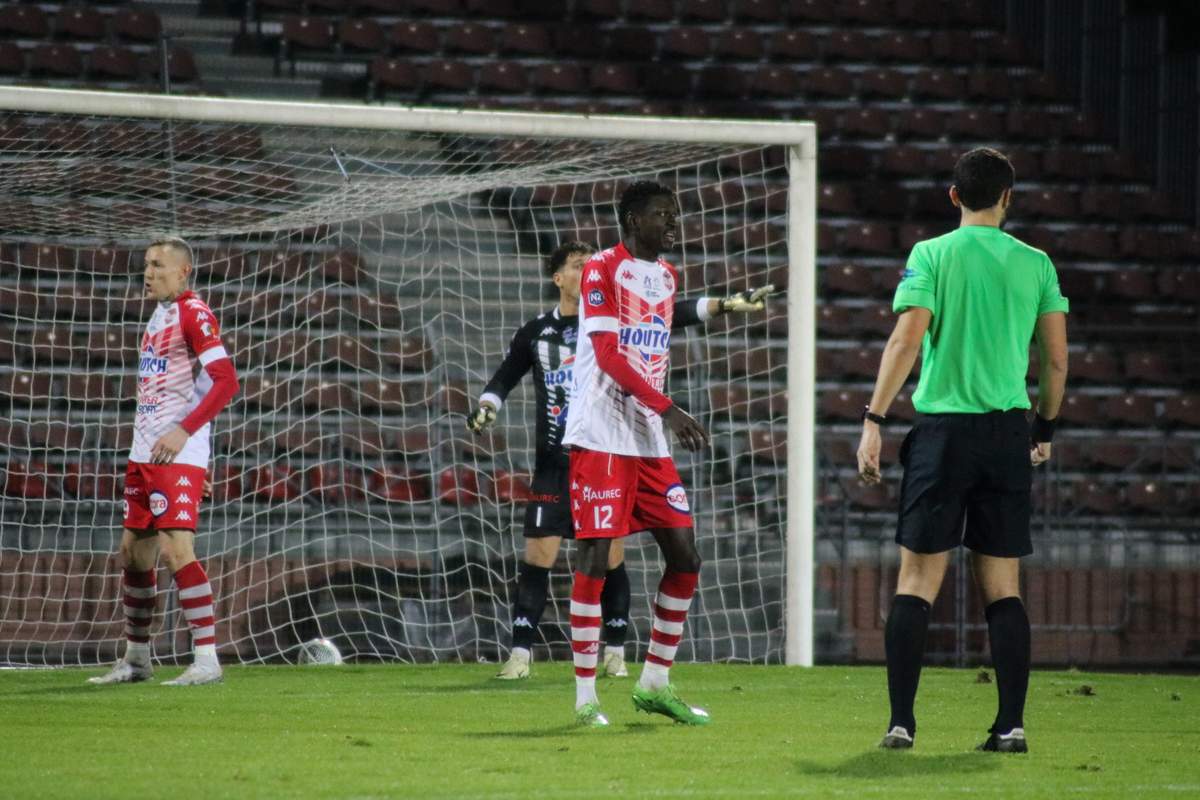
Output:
[602,647,629,678]
[162,661,223,686]
[87,659,154,685]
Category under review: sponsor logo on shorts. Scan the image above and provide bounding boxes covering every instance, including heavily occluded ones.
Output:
[176,476,192,487]
[587,289,604,307]
[581,486,621,502]
[175,510,192,522]
[122,499,129,518]
[124,486,141,497]
[665,483,690,513]
[175,493,192,503]
[148,490,169,517]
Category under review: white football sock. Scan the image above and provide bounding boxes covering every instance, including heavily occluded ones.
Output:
[638,661,670,691]
[125,641,151,665]
[575,677,598,710]
[511,647,531,662]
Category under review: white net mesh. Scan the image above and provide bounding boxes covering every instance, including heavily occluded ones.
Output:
[0,102,795,666]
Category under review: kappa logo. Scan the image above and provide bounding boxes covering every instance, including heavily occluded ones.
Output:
[540,326,556,337]
[580,642,600,655]
[175,510,192,522]
[176,476,192,487]
[621,270,635,281]
[148,491,169,517]
[175,493,192,504]
[513,616,533,629]
[587,269,601,282]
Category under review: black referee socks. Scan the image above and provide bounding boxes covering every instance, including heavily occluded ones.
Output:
[986,596,1031,735]
[885,594,931,736]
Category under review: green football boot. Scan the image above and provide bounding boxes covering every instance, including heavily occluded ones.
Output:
[631,683,711,725]
[575,703,610,728]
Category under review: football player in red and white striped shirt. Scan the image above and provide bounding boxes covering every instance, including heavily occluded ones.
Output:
[88,237,239,687]
[562,181,772,726]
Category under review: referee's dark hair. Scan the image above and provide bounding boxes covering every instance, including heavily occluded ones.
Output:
[618,180,676,234]
[952,148,1015,211]
[545,240,594,278]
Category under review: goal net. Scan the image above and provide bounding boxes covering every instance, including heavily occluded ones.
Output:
[0,88,815,668]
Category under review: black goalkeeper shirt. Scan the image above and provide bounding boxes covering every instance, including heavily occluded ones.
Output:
[480,299,708,472]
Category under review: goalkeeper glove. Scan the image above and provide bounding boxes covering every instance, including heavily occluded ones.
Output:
[466,403,497,434]
[720,284,777,313]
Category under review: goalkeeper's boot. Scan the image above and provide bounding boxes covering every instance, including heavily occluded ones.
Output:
[879,726,915,749]
[631,683,710,726]
[495,651,530,680]
[162,661,223,686]
[602,648,628,678]
[575,703,609,728]
[87,659,153,685]
[977,728,1028,754]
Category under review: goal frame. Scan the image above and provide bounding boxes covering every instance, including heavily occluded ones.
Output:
[0,85,818,667]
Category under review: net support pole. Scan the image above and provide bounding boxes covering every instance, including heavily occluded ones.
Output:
[785,139,817,667]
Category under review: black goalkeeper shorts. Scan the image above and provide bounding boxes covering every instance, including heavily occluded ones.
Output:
[896,410,1033,558]
[523,466,573,539]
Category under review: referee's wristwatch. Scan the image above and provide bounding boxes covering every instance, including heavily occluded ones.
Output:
[861,406,887,425]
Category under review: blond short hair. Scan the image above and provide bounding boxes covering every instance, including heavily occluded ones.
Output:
[148,236,194,267]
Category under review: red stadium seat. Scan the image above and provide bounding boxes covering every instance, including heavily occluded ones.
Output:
[55,6,106,40]
[306,464,367,505]
[145,46,198,83]
[680,0,726,22]
[1072,480,1120,515]
[803,67,853,98]
[498,23,551,55]
[1072,350,1121,385]
[438,467,483,505]
[1125,480,1175,516]
[339,19,386,53]
[841,107,891,138]
[29,44,84,77]
[63,461,120,501]
[826,30,872,62]
[409,0,465,14]
[749,66,800,98]
[575,0,621,19]
[370,467,431,502]
[1125,352,1176,386]
[843,223,894,255]
[1103,393,1158,426]
[894,108,945,140]
[714,29,764,61]
[768,29,818,61]
[875,31,931,62]
[696,67,746,98]
[606,27,656,59]
[1162,395,1200,428]
[90,46,140,81]
[660,27,710,61]
[878,145,928,176]
[1057,393,1101,427]
[370,58,420,93]
[823,262,875,295]
[590,63,639,94]
[249,465,303,503]
[627,0,675,19]
[3,461,53,499]
[912,69,964,100]
[532,63,586,94]
[424,60,474,92]
[113,9,161,42]
[1087,440,1141,470]
[844,480,893,511]
[0,5,49,38]
[390,21,440,54]
[965,69,1012,100]
[444,23,495,55]
[0,42,22,75]
[819,389,872,423]
[787,0,837,23]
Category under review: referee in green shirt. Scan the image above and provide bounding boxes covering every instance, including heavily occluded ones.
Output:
[856,148,1069,754]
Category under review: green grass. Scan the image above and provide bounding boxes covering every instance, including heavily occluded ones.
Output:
[1,663,1197,799]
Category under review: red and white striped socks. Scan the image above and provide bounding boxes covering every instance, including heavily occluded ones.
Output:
[640,570,699,691]
[122,568,156,665]
[174,560,218,665]
[570,571,605,709]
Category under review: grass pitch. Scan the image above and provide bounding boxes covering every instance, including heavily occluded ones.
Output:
[1,663,1196,799]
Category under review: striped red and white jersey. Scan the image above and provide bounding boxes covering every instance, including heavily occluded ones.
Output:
[563,242,677,458]
[130,290,228,468]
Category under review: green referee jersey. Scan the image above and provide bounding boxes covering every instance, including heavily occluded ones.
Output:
[893,225,1070,414]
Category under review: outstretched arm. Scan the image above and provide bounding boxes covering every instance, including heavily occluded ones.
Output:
[468,324,534,433]
[672,285,777,330]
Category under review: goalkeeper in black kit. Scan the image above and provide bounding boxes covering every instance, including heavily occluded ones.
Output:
[468,240,774,679]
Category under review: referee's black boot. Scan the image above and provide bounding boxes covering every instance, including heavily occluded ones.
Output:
[977,727,1028,753]
[878,725,914,749]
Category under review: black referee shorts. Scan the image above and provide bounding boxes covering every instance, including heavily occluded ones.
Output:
[896,410,1033,558]
[523,466,573,539]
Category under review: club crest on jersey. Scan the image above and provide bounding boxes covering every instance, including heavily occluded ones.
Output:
[543,355,574,389]
[148,490,169,517]
[619,314,671,363]
[665,483,690,513]
[138,345,167,380]
[587,289,604,307]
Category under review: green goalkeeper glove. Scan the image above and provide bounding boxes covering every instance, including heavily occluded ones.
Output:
[720,284,777,314]
[466,403,497,435]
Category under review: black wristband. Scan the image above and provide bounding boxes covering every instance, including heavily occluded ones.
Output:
[1032,414,1057,443]
[862,406,887,425]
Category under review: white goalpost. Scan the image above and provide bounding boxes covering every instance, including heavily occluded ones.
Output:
[0,86,816,668]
